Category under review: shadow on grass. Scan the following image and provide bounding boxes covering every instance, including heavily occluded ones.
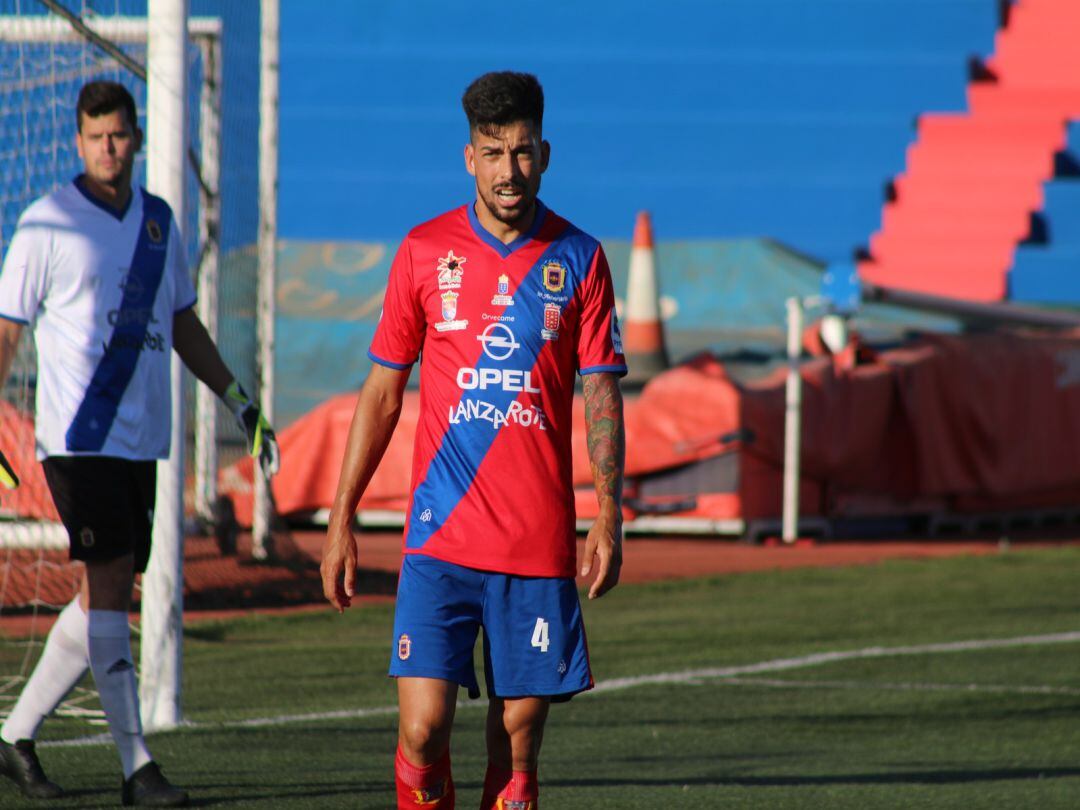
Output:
[182,565,398,613]
[1,783,388,809]
[182,782,388,807]
[550,766,1080,789]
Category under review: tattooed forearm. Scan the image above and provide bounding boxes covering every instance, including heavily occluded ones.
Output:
[583,372,625,507]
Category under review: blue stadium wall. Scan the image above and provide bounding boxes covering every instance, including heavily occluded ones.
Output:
[273,0,996,424]
[279,0,999,258]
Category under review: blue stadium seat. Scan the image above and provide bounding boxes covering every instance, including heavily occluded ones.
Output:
[279,0,1000,263]
[1039,182,1080,246]
[1010,246,1080,303]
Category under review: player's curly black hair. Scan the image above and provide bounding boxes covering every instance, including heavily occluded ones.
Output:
[76,81,138,132]
[462,71,544,137]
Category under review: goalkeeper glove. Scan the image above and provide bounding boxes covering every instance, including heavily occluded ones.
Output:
[224,381,280,478]
[0,448,18,490]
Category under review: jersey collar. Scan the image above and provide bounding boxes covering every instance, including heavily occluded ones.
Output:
[467,199,547,259]
[73,174,135,221]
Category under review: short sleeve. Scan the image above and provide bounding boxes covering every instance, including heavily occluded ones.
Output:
[168,218,197,313]
[0,213,49,325]
[369,237,425,369]
[576,245,627,376]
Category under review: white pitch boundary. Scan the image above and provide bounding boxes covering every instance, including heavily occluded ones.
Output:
[713,676,1080,697]
[589,630,1080,693]
[40,630,1080,749]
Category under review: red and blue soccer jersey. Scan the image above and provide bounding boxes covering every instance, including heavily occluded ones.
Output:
[369,201,626,578]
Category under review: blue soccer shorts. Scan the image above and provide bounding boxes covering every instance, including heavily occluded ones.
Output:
[389,553,593,701]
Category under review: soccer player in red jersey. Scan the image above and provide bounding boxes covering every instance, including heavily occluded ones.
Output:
[321,71,626,809]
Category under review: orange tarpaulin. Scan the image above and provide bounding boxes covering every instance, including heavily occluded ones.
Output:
[0,400,59,522]
[215,329,1080,528]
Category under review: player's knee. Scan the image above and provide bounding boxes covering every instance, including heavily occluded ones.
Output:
[84,555,135,611]
[502,700,548,738]
[398,716,452,763]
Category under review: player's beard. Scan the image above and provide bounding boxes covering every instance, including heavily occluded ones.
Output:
[479,180,540,229]
[85,158,132,198]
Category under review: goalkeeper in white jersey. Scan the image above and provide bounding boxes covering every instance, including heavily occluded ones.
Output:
[0,81,279,807]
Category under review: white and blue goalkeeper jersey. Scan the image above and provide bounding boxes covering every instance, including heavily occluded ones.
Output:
[0,178,196,460]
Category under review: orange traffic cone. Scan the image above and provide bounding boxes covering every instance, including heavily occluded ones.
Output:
[623,211,669,385]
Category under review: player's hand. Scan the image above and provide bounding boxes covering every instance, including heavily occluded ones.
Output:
[0,448,19,490]
[581,502,622,600]
[321,511,359,613]
[224,381,280,478]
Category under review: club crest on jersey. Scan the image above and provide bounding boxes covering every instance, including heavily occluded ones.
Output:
[145,218,163,244]
[398,634,411,660]
[442,291,458,321]
[436,291,468,332]
[542,303,561,341]
[491,273,514,306]
[541,260,566,293]
[437,250,466,290]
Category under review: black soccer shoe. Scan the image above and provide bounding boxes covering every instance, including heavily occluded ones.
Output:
[121,761,189,807]
[0,738,63,799]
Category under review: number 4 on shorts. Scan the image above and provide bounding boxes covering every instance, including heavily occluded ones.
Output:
[531,617,550,653]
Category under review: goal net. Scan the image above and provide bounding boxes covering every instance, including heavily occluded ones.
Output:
[0,2,261,726]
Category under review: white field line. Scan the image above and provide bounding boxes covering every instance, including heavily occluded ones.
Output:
[714,676,1080,697]
[40,630,1080,749]
[590,630,1080,693]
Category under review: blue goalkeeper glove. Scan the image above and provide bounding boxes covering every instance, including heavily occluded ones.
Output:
[224,381,280,478]
[0,448,18,490]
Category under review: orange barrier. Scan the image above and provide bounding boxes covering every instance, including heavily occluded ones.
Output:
[221,328,1080,533]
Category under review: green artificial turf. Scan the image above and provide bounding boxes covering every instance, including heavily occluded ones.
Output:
[2,545,1079,807]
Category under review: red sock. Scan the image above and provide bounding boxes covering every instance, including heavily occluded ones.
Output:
[395,746,455,809]
[480,763,512,808]
[480,763,538,810]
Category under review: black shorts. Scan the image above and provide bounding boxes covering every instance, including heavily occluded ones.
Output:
[42,456,157,572]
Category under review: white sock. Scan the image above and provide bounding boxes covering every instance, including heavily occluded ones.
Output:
[1,598,89,744]
[87,610,152,779]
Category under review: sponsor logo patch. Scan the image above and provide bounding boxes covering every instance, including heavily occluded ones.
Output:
[610,309,624,354]
[437,251,466,290]
[118,272,145,297]
[476,323,520,361]
[541,303,560,341]
[447,398,548,431]
[436,291,468,332]
[441,291,458,322]
[491,273,514,306]
[456,367,540,392]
